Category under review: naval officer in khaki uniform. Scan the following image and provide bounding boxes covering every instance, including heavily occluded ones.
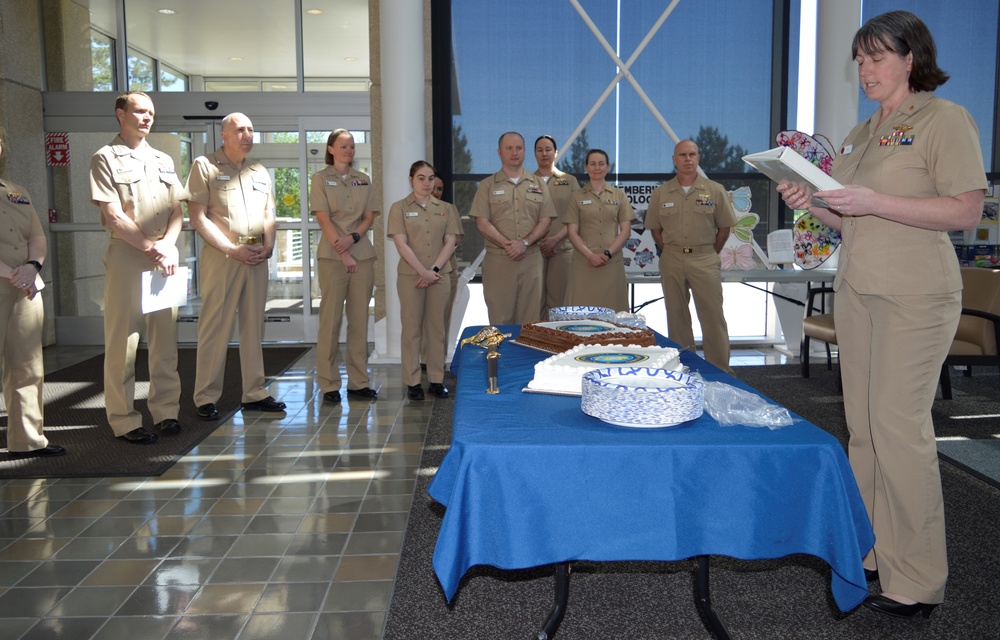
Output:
[565,149,635,311]
[388,161,461,401]
[1,127,64,458]
[534,135,580,319]
[90,91,184,444]
[470,132,557,325]
[187,112,286,420]
[310,129,379,404]
[779,10,987,617]
[646,139,737,372]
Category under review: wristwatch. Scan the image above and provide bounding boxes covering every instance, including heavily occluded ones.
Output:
[27,260,43,272]
[351,232,361,243]
[432,266,440,273]
[603,250,612,259]
[522,239,530,247]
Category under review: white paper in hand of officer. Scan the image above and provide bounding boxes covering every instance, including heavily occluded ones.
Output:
[742,147,843,208]
[142,266,189,314]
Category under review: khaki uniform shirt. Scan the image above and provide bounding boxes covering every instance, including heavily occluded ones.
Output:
[387,194,462,275]
[535,169,581,245]
[0,180,44,267]
[565,183,635,251]
[309,165,378,261]
[186,148,274,241]
[645,176,736,247]
[469,170,557,255]
[90,136,186,240]
[832,92,988,295]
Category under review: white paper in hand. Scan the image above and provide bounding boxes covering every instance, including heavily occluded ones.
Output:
[743,147,843,207]
[142,266,189,314]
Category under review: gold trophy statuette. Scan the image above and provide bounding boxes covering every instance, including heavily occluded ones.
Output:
[460,326,510,394]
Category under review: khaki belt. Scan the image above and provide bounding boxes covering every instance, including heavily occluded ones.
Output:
[238,235,262,245]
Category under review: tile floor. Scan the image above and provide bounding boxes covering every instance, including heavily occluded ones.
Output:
[0,344,791,640]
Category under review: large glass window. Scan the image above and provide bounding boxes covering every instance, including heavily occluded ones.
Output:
[90,30,115,91]
[159,63,188,92]
[449,0,782,265]
[450,1,776,175]
[127,48,155,91]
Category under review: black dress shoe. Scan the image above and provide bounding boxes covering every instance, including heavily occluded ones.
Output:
[155,419,181,435]
[864,568,879,582]
[323,390,342,403]
[429,383,449,398]
[347,387,378,400]
[407,384,425,401]
[242,396,287,412]
[197,403,219,420]
[863,594,937,618]
[9,443,67,459]
[119,427,158,444]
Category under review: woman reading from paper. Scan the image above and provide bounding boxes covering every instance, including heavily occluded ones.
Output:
[0,126,65,459]
[388,161,461,401]
[565,149,634,311]
[778,10,986,618]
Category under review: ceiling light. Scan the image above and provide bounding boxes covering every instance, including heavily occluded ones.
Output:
[229,57,243,62]
[157,8,176,15]
[307,9,323,15]
[344,56,358,62]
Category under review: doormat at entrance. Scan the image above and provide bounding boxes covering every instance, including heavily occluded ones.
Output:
[0,346,306,479]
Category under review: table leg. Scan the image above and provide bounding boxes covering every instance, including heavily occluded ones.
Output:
[537,562,570,640]
[696,556,732,640]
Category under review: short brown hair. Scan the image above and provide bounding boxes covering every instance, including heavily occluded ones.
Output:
[851,10,948,92]
[115,91,151,113]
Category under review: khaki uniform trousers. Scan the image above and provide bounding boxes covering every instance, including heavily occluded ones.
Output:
[103,239,180,436]
[482,250,543,325]
[1,285,47,451]
[567,251,628,311]
[399,272,451,386]
[424,256,460,365]
[541,246,572,320]
[837,281,957,604]
[659,247,732,372]
[317,256,374,392]
[194,245,269,406]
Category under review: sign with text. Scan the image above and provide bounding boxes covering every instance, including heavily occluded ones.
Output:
[46,132,70,166]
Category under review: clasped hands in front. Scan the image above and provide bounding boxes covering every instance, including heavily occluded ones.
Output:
[145,240,181,274]
[9,264,39,300]
[503,238,527,262]
[778,182,875,217]
[413,267,443,289]
[226,243,271,267]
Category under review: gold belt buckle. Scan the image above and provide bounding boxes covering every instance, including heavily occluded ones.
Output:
[239,235,260,245]
[682,247,693,254]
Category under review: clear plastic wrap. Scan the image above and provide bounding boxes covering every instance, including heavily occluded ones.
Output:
[702,380,798,429]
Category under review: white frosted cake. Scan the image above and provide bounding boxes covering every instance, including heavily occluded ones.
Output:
[526,343,682,395]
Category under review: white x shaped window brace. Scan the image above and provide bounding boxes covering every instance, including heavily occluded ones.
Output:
[562,0,706,178]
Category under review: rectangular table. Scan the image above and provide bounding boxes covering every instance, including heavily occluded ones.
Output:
[430,326,873,636]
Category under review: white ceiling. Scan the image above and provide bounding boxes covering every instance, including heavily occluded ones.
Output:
[84,0,371,80]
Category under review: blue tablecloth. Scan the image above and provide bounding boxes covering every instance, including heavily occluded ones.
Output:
[430,325,874,611]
